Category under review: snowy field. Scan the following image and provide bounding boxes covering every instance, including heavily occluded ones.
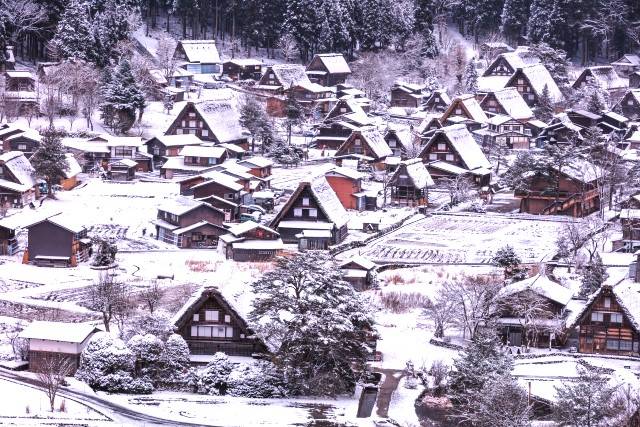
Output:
[348,212,575,265]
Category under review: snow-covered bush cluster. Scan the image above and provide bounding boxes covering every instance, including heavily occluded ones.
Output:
[196,352,286,398]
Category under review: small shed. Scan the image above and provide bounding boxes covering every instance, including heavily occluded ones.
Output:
[109,158,137,181]
[25,214,91,267]
[339,256,376,291]
[296,229,332,250]
[251,190,276,212]
[19,321,100,374]
[59,154,82,190]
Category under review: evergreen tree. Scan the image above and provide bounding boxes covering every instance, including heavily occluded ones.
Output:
[469,375,532,426]
[100,59,146,134]
[284,90,303,145]
[91,237,118,267]
[127,334,165,385]
[536,84,554,123]
[30,127,69,198]
[239,96,273,153]
[586,90,606,114]
[491,245,527,281]
[500,0,531,44]
[554,365,615,426]
[267,139,302,167]
[197,352,233,395]
[92,0,137,66]
[51,0,96,61]
[463,59,479,94]
[250,252,376,396]
[159,334,191,389]
[526,0,554,45]
[580,253,608,297]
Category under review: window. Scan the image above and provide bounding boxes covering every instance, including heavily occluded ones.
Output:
[189,120,197,128]
[181,120,186,127]
[202,129,209,137]
[629,100,635,106]
[611,313,623,323]
[591,312,604,322]
[193,313,199,321]
[340,107,347,112]
[437,143,446,151]
[607,339,619,350]
[302,197,309,206]
[294,208,303,217]
[224,193,234,200]
[354,138,361,146]
[17,144,27,151]
[198,326,212,337]
[518,79,524,84]
[176,129,183,135]
[224,315,231,323]
[153,148,160,155]
[188,112,196,118]
[445,154,454,161]
[205,310,219,321]
[603,297,611,308]
[208,157,217,165]
[308,208,317,217]
[620,340,633,351]
[428,153,437,160]
[191,326,198,336]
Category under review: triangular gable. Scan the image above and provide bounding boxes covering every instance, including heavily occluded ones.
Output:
[336,129,393,160]
[441,95,488,123]
[424,90,451,111]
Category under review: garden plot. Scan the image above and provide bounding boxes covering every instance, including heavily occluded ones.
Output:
[357,212,572,265]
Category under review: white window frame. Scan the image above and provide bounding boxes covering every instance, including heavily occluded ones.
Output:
[224,315,231,323]
[308,208,318,217]
[205,310,219,321]
[193,313,199,321]
[294,208,303,217]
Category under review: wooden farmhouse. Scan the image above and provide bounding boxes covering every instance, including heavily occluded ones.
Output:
[179,145,228,168]
[620,209,640,252]
[25,214,90,267]
[569,264,640,356]
[611,54,640,77]
[616,89,640,120]
[313,99,374,150]
[423,89,451,113]
[145,134,204,165]
[108,159,137,181]
[173,286,268,357]
[0,151,38,208]
[440,94,488,129]
[388,158,434,207]
[218,221,283,262]
[494,274,574,348]
[537,113,586,145]
[505,64,563,107]
[188,171,244,202]
[153,197,226,248]
[473,114,534,150]
[419,124,492,187]
[305,53,351,86]
[288,82,333,113]
[61,137,110,172]
[0,219,18,256]
[631,71,640,89]
[572,66,628,100]
[256,63,310,93]
[165,101,250,148]
[219,143,246,160]
[270,176,348,247]
[335,128,393,170]
[479,87,534,121]
[94,135,152,172]
[237,157,273,180]
[324,166,367,210]
[59,154,82,190]
[1,128,41,157]
[339,256,376,291]
[515,159,602,217]
[482,47,540,78]
[174,40,221,74]
[390,82,425,108]
[3,70,37,113]
[222,58,263,81]
[19,321,101,374]
[197,194,240,222]
[384,126,416,158]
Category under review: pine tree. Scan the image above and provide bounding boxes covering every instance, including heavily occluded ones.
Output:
[30,127,69,198]
[580,253,608,297]
[463,59,479,94]
[536,84,554,123]
[159,334,191,389]
[554,365,615,426]
[491,245,527,281]
[239,96,273,153]
[501,0,532,45]
[197,352,233,395]
[100,59,146,134]
[127,334,165,384]
[586,90,606,114]
[284,90,303,145]
[526,0,554,45]
[51,0,96,62]
[92,0,137,66]
[250,252,376,396]
[469,375,532,426]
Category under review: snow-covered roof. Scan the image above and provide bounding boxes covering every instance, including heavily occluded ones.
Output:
[621,209,640,220]
[393,158,434,189]
[344,128,392,159]
[192,171,243,191]
[178,40,221,64]
[270,64,311,89]
[238,157,273,168]
[339,255,376,271]
[487,114,513,126]
[325,165,365,180]
[227,220,278,237]
[6,128,41,142]
[25,213,86,234]
[5,70,34,79]
[160,156,215,173]
[478,75,510,92]
[488,87,534,120]
[308,176,349,228]
[578,66,627,91]
[495,274,573,306]
[446,94,488,123]
[158,196,211,216]
[179,144,226,159]
[496,48,540,71]
[149,134,203,148]
[194,101,249,144]
[512,64,563,102]
[224,58,263,67]
[62,138,110,153]
[63,154,82,179]
[19,321,99,343]
[612,54,640,67]
[557,158,603,183]
[312,53,351,74]
[110,158,138,168]
[277,220,334,230]
[433,124,491,171]
[427,160,469,176]
[219,143,246,154]
[232,239,284,250]
[0,151,36,187]
[173,220,225,235]
[104,136,144,148]
[603,111,629,123]
[611,279,640,332]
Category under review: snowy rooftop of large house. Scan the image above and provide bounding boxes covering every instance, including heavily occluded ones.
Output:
[477,75,510,93]
[224,58,263,66]
[226,220,278,237]
[158,196,210,216]
[580,66,627,90]
[394,158,434,189]
[555,158,603,183]
[498,47,540,70]
[150,134,203,148]
[312,53,351,74]
[437,124,491,171]
[178,40,221,64]
[62,138,110,153]
[63,154,82,179]
[612,54,640,67]
[513,64,563,102]
[427,160,469,176]
[110,158,138,168]
[103,136,145,148]
[5,70,34,79]
[339,255,376,271]
[6,128,41,142]
[194,101,249,144]
[489,87,534,120]
[325,165,365,180]
[160,156,215,173]
[19,321,99,343]
[353,128,393,159]
[452,94,488,123]
[270,64,311,89]
[495,274,573,306]
[0,151,36,187]
[192,171,243,191]
[239,157,273,168]
[308,175,349,228]
[25,213,86,234]
[179,144,226,159]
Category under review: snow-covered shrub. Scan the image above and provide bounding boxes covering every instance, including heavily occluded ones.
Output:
[76,332,152,394]
[226,360,287,398]
[91,237,117,267]
[197,352,233,395]
[127,334,164,384]
[158,334,191,390]
[121,311,175,342]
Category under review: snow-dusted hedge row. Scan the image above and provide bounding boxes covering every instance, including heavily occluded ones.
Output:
[330,214,415,256]
[429,337,464,351]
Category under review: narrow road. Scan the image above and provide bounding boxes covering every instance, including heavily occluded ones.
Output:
[373,368,405,418]
[0,368,220,426]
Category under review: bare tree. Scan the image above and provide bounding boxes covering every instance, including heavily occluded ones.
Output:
[424,294,457,338]
[5,324,28,360]
[497,291,555,349]
[1,0,47,44]
[441,274,502,339]
[443,174,473,206]
[278,33,299,63]
[35,354,73,412]
[87,270,129,332]
[156,32,178,79]
[140,280,164,314]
